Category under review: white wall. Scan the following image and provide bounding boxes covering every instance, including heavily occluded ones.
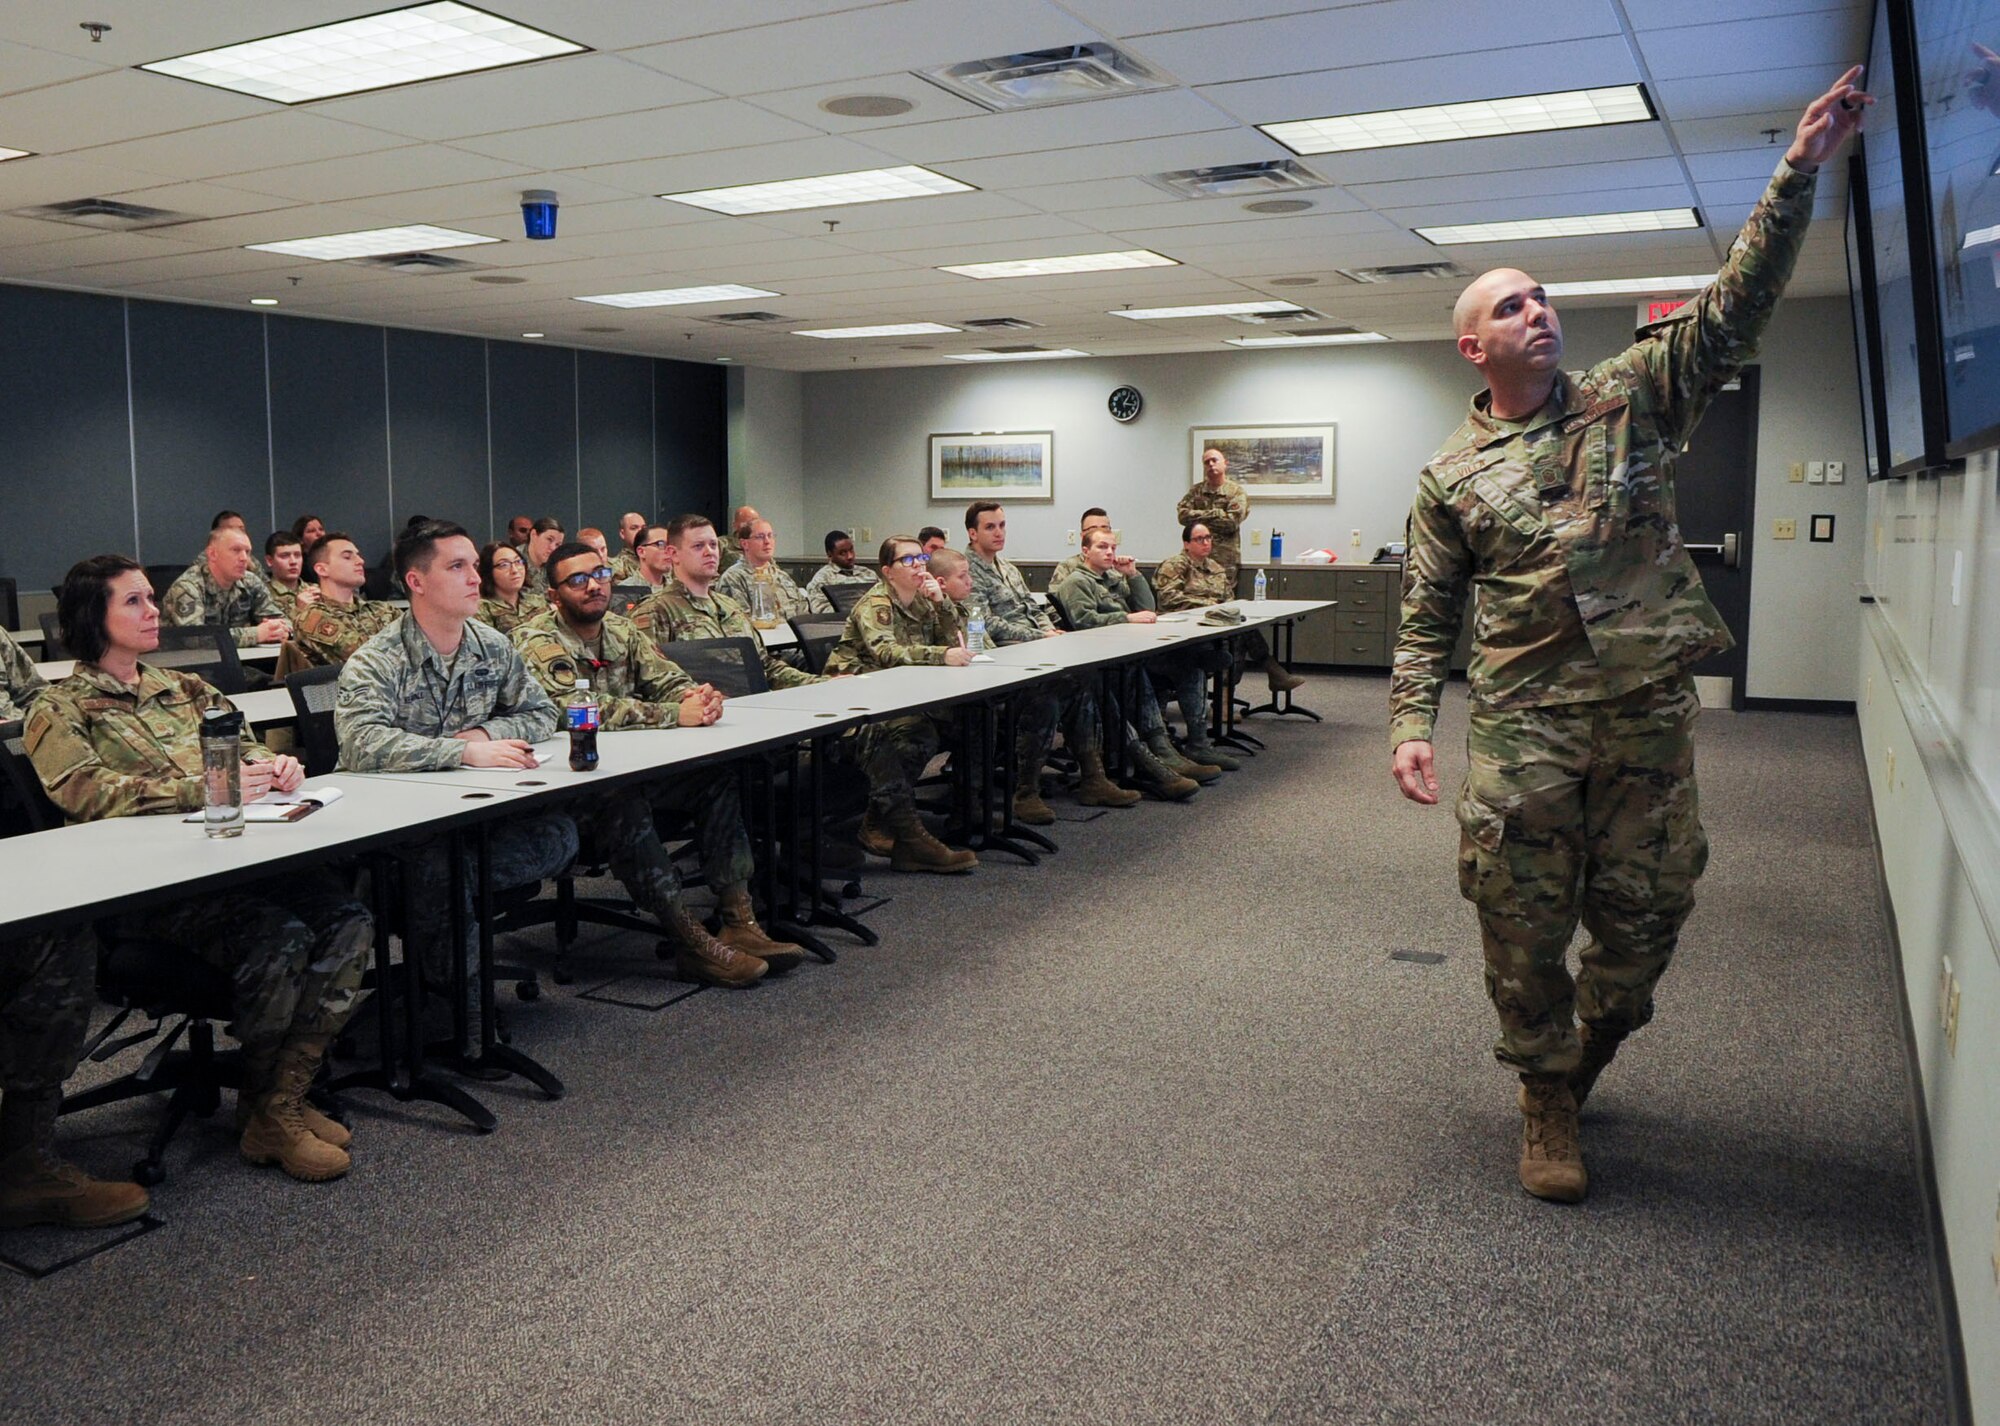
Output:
[744,295,1870,702]
[726,364,806,541]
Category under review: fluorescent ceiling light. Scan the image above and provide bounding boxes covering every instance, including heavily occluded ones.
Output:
[140,2,585,105]
[1261,85,1653,155]
[248,297,279,306]
[1224,332,1389,347]
[246,224,500,260]
[1539,274,1712,296]
[1416,208,1699,245]
[1961,223,2000,250]
[575,284,778,308]
[794,322,962,339]
[940,249,1177,280]
[943,349,1091,361]
[1112,300,1303,321]
[659,166,972,216]
[0,147,29,162]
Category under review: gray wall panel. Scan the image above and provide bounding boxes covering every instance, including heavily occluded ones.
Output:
[656,360,726,521]
[578,350,654,536]
[490,340,577,531]
[268,315,392,553]
[385,328,489,540]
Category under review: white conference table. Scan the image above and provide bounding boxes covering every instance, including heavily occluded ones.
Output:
[35,644,280,680]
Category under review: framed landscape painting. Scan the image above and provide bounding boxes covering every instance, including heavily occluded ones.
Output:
[930,430,1054,502]
[1189,423,1336,500]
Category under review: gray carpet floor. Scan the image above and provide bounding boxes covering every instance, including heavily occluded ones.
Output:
[0,674,1952,1424]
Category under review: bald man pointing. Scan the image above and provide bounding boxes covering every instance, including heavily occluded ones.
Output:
[1390,68,1869,1204]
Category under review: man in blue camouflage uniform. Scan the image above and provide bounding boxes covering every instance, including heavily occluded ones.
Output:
[335,520,579,1037]
[1390,69,1870,1203]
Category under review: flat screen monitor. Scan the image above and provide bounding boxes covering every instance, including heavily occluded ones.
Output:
[1846,153,1896,477]
[1914,0,2000,454]
[1868,0,1950,472]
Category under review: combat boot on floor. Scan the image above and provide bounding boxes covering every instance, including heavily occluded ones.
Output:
[235,1043,351,1148]
[716,887,804,974]
[886,805,977,874]
[240,1035,352,1183]
[1146,731,1220,783]
[858,809,895,857]
[662,901,768,988]
[1012,763,1056,825]
[1570,1023,1628,1108]
[1129,740,1199,801]
[1074,745,1141,807]
[1265,657,1305,693]
[1181,736,1242,772]
[0,1087,150,1229]
[1517,1074,1588,1204]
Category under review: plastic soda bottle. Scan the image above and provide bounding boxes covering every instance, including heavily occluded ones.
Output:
[566,679,600,772]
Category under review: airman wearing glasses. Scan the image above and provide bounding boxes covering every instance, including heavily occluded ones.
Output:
[714,518,817,621]
[477,541,532,634]
[514,543,800,986]
[626,524,675,590]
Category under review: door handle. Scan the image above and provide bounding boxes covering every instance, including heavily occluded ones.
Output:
[1684,532,1740,568]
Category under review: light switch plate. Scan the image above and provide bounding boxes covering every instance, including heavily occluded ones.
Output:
[1807,461,1826,484]
[1789,461,1805,482]
[1826,460,1845,483]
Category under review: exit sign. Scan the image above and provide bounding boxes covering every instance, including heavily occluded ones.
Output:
[1639,296,1693,324]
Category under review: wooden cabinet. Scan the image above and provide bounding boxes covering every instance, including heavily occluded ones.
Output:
[1228,562,1471,670]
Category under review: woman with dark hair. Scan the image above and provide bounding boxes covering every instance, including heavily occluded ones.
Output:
[289,513,326,556]
[476,540,532,633]
[24,555,373,1184]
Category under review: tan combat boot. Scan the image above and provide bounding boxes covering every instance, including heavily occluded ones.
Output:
[1145,732,1218,785]
[240,1035,352,1183]
[1012,761,1056,826]
[1570,1023,1627,1108]
[1265,657,1305,693]
[857,809,894,857]
[236,1043,351,1148]
[663,901,768,988]
[716,887,804,974]
[0,1087,150,1229]
[1074,745,1141,807]
[1129,741,1199,801]
[886,805,977,874]
[1517,1075,1588,1203]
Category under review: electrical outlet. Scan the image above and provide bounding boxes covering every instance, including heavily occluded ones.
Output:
[1350,528,1362,548]
[1807,460,1826,484]
[1065,529,1077,546]
[1947,977,1962,1056]
[1790,461,1805,483]
[1826,460,1845,484]
[858,526,872,544]
[1773,518,1797,540]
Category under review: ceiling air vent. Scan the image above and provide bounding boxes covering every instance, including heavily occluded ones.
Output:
[11,197,198,231]
[961,316,1041,331]
[1285,326,1360,338]
[1335,261,1469,284]
[983,344,1049,354]
[358,251,482,274]
[705,310,789,324]
[916,43,1173,111]
[1143,160,1330,201]
[1227,307,1327,325]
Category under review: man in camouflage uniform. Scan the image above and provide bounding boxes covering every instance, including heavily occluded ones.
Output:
[292,533,400,666]
[1049,507,1111,589]
[261,530,320,623]
[164,525,290,648]
[514,542,800,987]
[1177,449,1251,587]
[0,929,152,1228]
[615,523,674,595]
[608,511,648,583]
[1053,529,1210,798]
[1390,70,1868,1204]
[334,520,579,1041]
[0,626,47,720]
[803,530,877,610]
[1155,520,1303,696]
[718,505,759,573]
[963,501,1138,816]
[636,515,823,691]
[716,517,823,625]
[825,536,979,873]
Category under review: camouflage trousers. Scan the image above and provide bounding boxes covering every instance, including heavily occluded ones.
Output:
[856,713,950,819]
[575,768,756,921]
[1456,673,1708,1075]
[1016,676,1101,771]
[0,930,95,1092]
[1151,651,1222,740]
[116,870,373,1054]
[1099,662,1170,741]
[401,812,579,1009]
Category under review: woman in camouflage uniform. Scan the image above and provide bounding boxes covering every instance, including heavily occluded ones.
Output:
[476,540,533,634]
[24,556,372,1185]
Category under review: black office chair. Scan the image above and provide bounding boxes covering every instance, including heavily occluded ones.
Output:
[789,617,846,675]
[38,611,70,659]
[824,582,869,618]
[609,584,653,618]
[0,732,241,1187]
[151,623,247,695]
[284,661,344,776]
[143,563,189,601]
[664,636,769,699]
[0,576,17,635]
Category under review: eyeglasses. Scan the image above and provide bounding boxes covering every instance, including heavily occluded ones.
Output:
[558,566,615,589]
[894,553,930,567]
[636,538,669,550]
[490,556,525,570]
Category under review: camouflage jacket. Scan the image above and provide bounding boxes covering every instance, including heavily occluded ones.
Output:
[293,596,400,667]
[966,550,1056,645]
[25,663,268,822]
[717,534,741,573]
[714,559,818,619]
[802,562,874,609]
[632,581,820,690]
[1050,553,1089,588]
[1053,566,1155,629]
[162,561,282,647]
[513,609,699,728]
[0,625,49,721]
[1177,479,1249,572]
[1153,552,1231,611]
[1390,158,1816,749]
[334,614,558,772]
[266,579,313,622]
[476,594,535,636]
[609,549,642,583]
[824,583,956,673]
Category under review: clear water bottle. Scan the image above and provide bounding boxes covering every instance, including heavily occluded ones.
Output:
[966,604,986,656]
[200,707,245,838]
[566,679,600,773]
[1253,568,1268,603]
[750,575,777,628]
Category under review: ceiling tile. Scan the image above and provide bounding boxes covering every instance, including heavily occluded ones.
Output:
[1064,1,1368,37]
[943,130,1286,190]
[495,0,898,51]
[1651,63,1842,123]
[449,100,824,171]
[0,69,274,153]
[571,135,907,198]
[1638,12,1865,81]
[739,70,990,132]
[0,39,119,98]
[222,146,538,206]
[312,53,717,141]
[80,112,409,183]
[856,89,1239,165]
[1348,156,1690,209]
